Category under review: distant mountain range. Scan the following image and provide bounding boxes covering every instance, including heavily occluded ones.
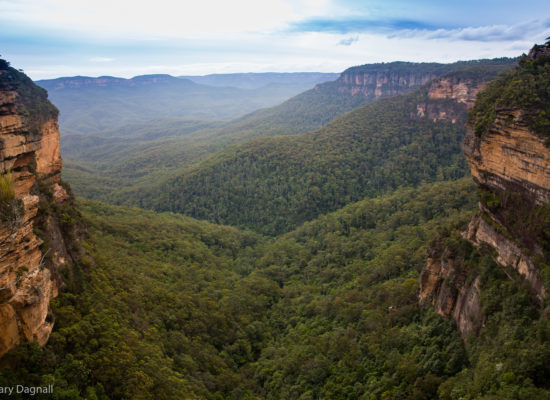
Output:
[36,72,339,136]
[59,59,517,212]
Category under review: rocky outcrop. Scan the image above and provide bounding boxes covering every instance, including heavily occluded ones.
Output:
[464,107,550,205]
[414,99,466,125]
[415,73,493,123]
[466,213,546,301]
[0,61,83,357]
[462,106,549,301]
[336,61,513,105]
[419,45,550,337]
[419,249,483,337]
[427,76,486,109]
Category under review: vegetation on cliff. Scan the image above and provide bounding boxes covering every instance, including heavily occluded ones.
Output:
[0,172,21,223]
[0,60,58,134]
[470,40,550,139]
[0,173,15,208]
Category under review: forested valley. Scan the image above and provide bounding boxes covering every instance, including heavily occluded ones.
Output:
[0,44,549,400]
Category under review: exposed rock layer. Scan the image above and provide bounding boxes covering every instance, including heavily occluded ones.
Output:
[415,76,488,124]
[0,65,77,357]
[337,62,507,105]
[464,107,550,205]
[339,69,438,99]
[427,76,485,109]
[419,249,483,337]
[462,107,549,301]
[419,49,550,336]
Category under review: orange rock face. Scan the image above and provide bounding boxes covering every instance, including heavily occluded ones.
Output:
[0,68,66,357]
[428,77,485,109]
[414,76,487,124]
[340,69,438,99]
[420,95,549,337]
[419,248,483,337]
[464,108,550,204]
[462,108,550,300]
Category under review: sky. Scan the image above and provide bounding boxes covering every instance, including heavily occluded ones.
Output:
[1,0,550,80]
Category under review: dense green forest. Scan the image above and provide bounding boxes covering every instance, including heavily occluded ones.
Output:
[2,178,548,399]
[2,48,550,400]
[58,59,515,205]
[135,82,473,235]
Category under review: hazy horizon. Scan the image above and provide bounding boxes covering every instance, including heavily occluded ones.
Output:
[1,0,549,80]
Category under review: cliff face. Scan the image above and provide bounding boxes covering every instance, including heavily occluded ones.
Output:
[415,75,487,124]
[419,249,483,336]
[0,61,82,357]
[336,61,513,103]
[427,76,486,109]
[419,45,550,337]
[464,107,550,205]
[462,106,549,302]
[339,67,438,99]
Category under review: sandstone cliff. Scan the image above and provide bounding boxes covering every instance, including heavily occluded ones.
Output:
[336,61,513,103]
[0,60,84,357]
[419,44,550,337]
[415,72,488,124]
[339,63,438,99]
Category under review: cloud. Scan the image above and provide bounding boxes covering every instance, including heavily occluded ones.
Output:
[289,15,550,43]
[0,0,296,38]
[90,57,114,62]
[421,19,550,42]
[289,18,437,34]
[338,36,358,46]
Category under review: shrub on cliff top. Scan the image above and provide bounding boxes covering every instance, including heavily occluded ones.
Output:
[0,59,10,70]
[0,60,58,134]
[470,43,550,139]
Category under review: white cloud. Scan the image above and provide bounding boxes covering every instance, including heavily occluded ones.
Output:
[1,0,306,38]
[90,57,113,62]
[388,19,550,43]
[2,0,547,80]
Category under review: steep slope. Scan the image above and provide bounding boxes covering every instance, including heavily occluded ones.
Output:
[208,59,516,142]
[0,60,85,357]
[420,42,550,335]
[138,66,505,235]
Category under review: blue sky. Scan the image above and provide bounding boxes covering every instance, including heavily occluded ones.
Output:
[1,0,549,79]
